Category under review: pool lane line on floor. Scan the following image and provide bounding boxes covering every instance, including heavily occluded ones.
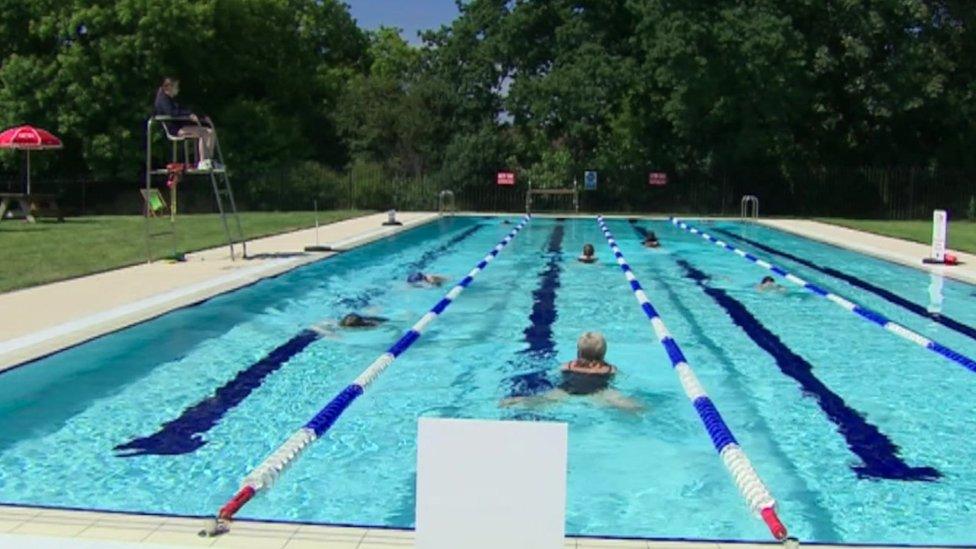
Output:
[113,223,487,458]
[205,215,532,534]
[628,222,940,481]
[505,221,565,397]
[670,218,976,375]
[710,227,976,343]
[674,257,941,481]
[595,216,789,542]
[623,244,839,540]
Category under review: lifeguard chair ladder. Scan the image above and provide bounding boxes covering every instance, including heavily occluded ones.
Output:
[144,116,247,263]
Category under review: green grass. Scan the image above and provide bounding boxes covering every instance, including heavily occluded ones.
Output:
[816,218,976,255]
[0,210,370,293]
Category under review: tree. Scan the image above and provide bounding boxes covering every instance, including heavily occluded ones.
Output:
[0,0,367,178]
[337,27,432,176]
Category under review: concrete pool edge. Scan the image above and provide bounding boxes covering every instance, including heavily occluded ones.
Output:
[0,505,965,548]
[0,212,441,372]
[750,219,976,285]
[17,211,949,372]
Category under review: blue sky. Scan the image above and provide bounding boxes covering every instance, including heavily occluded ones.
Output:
[346,0,461,43]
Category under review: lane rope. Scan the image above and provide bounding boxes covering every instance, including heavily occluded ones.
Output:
[203,215,532,535]
[596,216,790,541]
[710,227,976,343]
[670,218,976,375]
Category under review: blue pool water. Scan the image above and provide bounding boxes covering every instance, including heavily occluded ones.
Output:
[1,216,974,545]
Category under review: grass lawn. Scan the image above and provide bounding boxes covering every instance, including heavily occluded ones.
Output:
[816,218,976,255]
[0,210,370,293]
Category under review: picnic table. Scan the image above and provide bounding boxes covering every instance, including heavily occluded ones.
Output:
[0,192,63,223]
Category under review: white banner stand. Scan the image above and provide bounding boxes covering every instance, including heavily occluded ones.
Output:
[931,209,947,262]
[415,418,568,549]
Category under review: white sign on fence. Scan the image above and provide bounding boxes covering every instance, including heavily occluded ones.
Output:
[584,170,597,190]
[415,417,568,549]
[932,209,947,262]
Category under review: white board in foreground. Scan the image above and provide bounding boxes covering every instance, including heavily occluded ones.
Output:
[415,417,568,549]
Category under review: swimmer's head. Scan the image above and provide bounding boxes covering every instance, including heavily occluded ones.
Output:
[407,272,425,284]
[761,276,775,285]
[582,244,595,257]
[340,313,363,327]
[577,331,607,362]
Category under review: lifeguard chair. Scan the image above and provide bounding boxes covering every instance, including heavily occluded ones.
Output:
[144,116,247,262]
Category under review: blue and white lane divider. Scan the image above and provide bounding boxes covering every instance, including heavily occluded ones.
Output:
[670,218,976,375]
[596,216,789,541]
[207,215,532,532]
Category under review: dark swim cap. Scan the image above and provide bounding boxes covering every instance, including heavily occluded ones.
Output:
[341,313,363,327]
[407,272,425,283]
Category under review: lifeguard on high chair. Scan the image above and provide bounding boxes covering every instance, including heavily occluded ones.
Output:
[144,76,246,262]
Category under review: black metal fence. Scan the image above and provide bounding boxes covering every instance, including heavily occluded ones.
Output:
[450,167,976,220]
[3,165,974,220]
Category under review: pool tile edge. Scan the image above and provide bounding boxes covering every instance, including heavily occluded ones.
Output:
[0,506,964,548]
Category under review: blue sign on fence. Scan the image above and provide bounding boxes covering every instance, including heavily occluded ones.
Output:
[584,170,597,190]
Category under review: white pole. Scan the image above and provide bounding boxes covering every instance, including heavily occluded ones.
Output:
[26,150,31,196]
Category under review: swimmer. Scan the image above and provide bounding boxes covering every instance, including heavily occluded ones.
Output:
[407,272,448,287]
[339,313,387,328]
[578,243,597,263]
[311,312,388,338]
[643,232,660,248]
[757,275,785,293]
[500,332,643,411]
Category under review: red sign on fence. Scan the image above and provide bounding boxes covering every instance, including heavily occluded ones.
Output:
[648,172,668,186]
[497,171,516,186]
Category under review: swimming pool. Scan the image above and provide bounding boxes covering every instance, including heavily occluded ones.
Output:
[1,216,974,545]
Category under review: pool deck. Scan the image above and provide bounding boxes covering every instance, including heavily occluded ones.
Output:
[0,211,439,372]
[0,213,971,548]
[754,219,976,285]
[0,505,960,549]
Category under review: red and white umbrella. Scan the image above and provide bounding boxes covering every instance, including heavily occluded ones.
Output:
[0,125,63,195]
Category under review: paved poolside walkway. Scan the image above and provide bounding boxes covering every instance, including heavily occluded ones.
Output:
[1,505,960,549]
[756,219,976,285]
[0,212,438,371]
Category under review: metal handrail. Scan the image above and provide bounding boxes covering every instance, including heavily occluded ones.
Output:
[741,195,759,219]
[438,190,455,214]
